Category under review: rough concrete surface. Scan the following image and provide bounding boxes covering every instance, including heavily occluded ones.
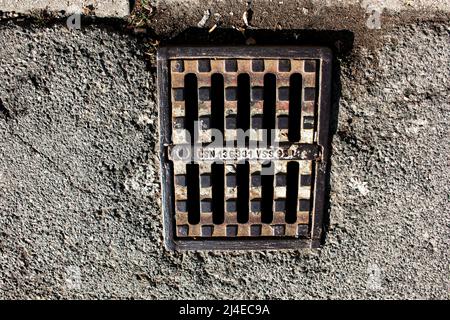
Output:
[0,6,449,299]
[0,0,129,17]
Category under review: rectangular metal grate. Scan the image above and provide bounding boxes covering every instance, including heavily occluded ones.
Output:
[158,47,332,250]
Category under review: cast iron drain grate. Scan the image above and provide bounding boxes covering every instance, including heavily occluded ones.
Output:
[158,47,332,250]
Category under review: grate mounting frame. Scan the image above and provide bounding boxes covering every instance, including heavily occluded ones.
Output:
[158,46,332,251]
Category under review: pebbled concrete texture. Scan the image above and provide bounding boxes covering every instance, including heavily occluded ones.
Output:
[0,0,129,17]
[0,12,449,299]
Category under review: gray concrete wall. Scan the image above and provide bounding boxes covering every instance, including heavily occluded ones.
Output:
[0,1,449,299]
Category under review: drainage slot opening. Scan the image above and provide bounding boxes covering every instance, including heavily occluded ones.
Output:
[211,163,224,224]
[263,74,276,146]
[184,73,198,144]
[237,73,250,146]
[261,162,274,223]
[285,161,299,223]
[186,163,200,224]
[211,73,224,141]
[288,73,302,142]
[236,161,250,223]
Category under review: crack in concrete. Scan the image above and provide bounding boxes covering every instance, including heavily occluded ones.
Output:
[8,129,94,196]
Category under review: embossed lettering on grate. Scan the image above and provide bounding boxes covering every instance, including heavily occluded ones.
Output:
[158,47,332,250]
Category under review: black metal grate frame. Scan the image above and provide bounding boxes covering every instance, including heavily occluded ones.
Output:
[158,47,332,250]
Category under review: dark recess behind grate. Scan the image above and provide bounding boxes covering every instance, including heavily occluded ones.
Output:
[184,73,198,144]
[236,162,250,224]
[288,73,302,142]
[261,162,274,224]
[237,74,250,146]
[164,28,354,56]
[186,163,200,224]
[263,73,276,147]
[286,161,300,223]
